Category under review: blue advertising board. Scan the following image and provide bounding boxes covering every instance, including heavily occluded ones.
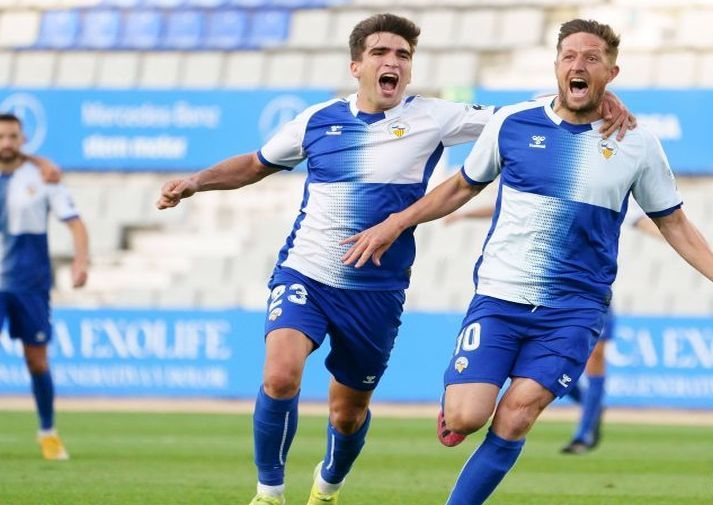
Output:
[1,309,711,408]
[0,89,333,171]
[443,88,713,175]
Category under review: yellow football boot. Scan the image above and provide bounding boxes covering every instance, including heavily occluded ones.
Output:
[248,493,285,505]
[38,432,70,461]
[307,462,341,505]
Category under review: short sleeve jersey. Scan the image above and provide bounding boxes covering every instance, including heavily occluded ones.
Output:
[462,99,682,309]
[0,162,79,292]
[259,94,494,290]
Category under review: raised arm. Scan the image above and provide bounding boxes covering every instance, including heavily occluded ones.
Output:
[341,172,487,268]
[156,152,280,210]
[65,218,89,288]
[653,209,713,282]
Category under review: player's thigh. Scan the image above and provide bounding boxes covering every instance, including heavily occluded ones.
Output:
[444,382,500,433]
[6,292,52,345]
[585,339,606,375]
[325,288,406,392]
[491,377,555,439]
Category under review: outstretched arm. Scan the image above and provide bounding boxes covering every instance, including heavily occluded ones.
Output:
[26,154,62,183]
[156,152,280,209]
[341,172,487,268]
[653,209,713,282]
[444,205,495,225]
[65,218,89,288]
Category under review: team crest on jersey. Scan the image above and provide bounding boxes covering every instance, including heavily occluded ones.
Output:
[388,121,410,138]
[454,356,469,373]
[599,139,618,159]
[268,307,282,321]
[27,184,38,196]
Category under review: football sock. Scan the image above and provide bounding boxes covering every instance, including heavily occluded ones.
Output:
[446,429,525,505]
[253,386,299,486]
[320,409,371,487]
[574,375,605,444]
[31,371,54,431]
[256,483,285,498]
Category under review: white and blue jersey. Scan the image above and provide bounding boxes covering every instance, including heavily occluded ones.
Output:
[258,94,494,290]
[463,99,682,310]
[0,162,79,293]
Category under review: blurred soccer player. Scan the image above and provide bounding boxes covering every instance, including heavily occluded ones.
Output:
[341,19,713,504]
[0,113,89,460]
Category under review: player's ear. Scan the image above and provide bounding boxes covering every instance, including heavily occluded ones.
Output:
[351,59,364,79]
[608,64,620,83]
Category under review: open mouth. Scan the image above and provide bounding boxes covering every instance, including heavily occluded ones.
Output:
[569,77,589,97]
[379,73,399,93]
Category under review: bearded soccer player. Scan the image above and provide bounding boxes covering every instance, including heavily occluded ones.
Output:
[0,113,89,460]
[341,19,713,504]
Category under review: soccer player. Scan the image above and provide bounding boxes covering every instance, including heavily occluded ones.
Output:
[447,201,661,455]
[341,19,713,504]
[157,13,632,505]
[0,113,89,460]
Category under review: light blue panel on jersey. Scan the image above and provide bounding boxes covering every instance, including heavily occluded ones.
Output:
[445,88,713,175]
[0,89,332,171]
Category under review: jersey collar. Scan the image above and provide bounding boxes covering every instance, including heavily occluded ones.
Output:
[544,98,604,134]
[347,94,407,124]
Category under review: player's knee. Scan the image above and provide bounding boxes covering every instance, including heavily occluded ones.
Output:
[329,406,368,435]
[444,404,489,435]
[26,360,48,375]
[262,370,300,399]
[492,402,540,440]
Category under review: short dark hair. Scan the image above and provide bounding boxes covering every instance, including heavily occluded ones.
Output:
[349,13,420,61]
[0,113,21,127]
[557,19,620,63]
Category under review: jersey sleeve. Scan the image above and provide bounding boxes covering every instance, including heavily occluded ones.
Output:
[47,184,80,221]
[631,130,683,218]
[426,98,495,147]
[460,108,504,185]
[257,109,311,170]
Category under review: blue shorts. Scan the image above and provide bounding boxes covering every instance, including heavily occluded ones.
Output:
[0,291,52,346]
[265,267,406,391]
[598,307,615,342]
[443,295,606,397]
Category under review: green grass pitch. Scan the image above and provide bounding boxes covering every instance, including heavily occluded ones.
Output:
[0,410,711,505]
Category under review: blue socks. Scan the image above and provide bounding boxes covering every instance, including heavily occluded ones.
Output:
[446,429,525,505]
[31,371,54,430]
[574,375,605,444]
[321,410,371,485]
[253,386,299,486]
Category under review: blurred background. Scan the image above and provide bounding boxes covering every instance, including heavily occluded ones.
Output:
[0,0,711,409]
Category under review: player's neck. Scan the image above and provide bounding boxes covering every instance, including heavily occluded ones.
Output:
[552,98,601,125]
[0,158,23,174]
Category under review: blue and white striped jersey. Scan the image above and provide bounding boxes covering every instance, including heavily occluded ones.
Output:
[463,99,682,309]
[259,94,494,290]
[0,162,79,292]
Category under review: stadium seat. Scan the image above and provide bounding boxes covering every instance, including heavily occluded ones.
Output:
[247,9,290,48]
[615,51,655,88]
[163,10,204,50]
[0,11,40,48]
[498,8,544,48]
[96,51,140,87]
[228,0,269,7]
[203,9,248,50]
[307,51,352,89]
[185,0,224,7]
[36,10,80,49]
[408,49,434,91]
[78,9,121,49]
[418,9,457,49]
[431,51,478,89]
[182,52,223,88]
[55,52,98,87]
[144,0,185,8]
[13,51,55,86]
[287,9,330,48]
[139,51,181,88]
[121,10,163,50]
[224,51,265,87]
[101,0,141,7]
[265,51,307,87]
[698,52,713,87]
[653,51,696,88]
[0,51,12,86]
[675,8,713,49]
[330,10,373,49]
[455,9,498,49]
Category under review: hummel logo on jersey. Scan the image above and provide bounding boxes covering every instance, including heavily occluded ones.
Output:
[362,376,376,384]
[558,373,572,388]
[325,125,343,136]
[529,135,546,149]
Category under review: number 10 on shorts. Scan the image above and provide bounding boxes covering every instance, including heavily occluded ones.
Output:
[454,322,481,355]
